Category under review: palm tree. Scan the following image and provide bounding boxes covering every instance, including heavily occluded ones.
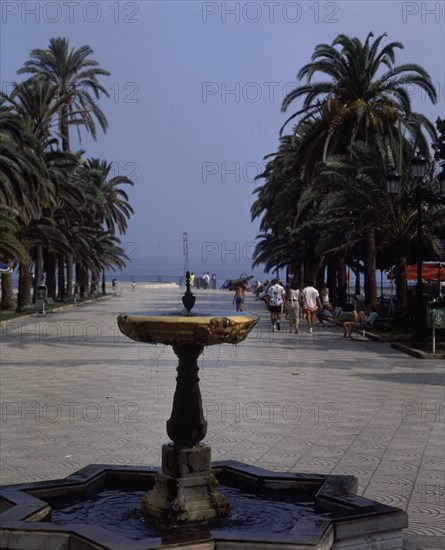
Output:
[71,158,133,296]
[1,83,77,308]
[312,141,445,318]
[18,37,110,151]
[78,158,134,234]
[282,32,437,171]
[0,104,51,309]
[251,134,312,285]
[0,208,23,310]
[279,32,437,306]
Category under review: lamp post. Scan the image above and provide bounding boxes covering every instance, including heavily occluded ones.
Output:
[56,215,67,301]
[411,153,427,333]
[437,167,445,300]
[182,232,189,285]
[386,154,429,333]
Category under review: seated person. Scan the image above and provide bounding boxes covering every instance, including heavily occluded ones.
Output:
[317,305,343,325]
[317,307,333,324]
[343,305,378,338]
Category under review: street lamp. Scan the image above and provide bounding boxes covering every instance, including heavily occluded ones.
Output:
[386,169,401,194]
[182,232,189,285]
[411,153,427,333]
[386,155,429,333]
[56,215,67,301]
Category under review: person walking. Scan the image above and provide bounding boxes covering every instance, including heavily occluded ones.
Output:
[233,283,245,312]
[285,281,301,334]
[301,281,322,334]
[267,277,285,331]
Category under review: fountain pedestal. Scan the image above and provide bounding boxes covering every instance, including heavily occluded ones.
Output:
[142,443,229,521]
[142,342,229,521]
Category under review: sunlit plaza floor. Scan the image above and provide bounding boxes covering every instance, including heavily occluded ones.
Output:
[0,284,444,549]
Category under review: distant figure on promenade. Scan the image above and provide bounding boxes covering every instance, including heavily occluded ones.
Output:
[343,305,378,338]
[203,272,210,289]
[285,281,301,334]
[267,277,285,331]
[131,280,136,292]
[190,272,195,287]
[233,283,245,312]
[301,281,322,334]
[253,280,262,296]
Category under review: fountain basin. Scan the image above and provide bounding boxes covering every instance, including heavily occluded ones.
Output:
[0,461,407,549]
[117,312,259,346]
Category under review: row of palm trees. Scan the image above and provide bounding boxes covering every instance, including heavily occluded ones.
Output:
[251,32,445,318]
[0,37,134,311]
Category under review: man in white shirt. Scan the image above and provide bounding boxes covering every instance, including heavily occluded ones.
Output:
[301,282,322,334]
[267,277,285,331]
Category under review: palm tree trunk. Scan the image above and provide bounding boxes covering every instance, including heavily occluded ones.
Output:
[44,251,56,299]
[286,262,299,286]
[1,270,15,310]
[354,266,361,296]
[326,254,337,305]
[363,228,377,308]
[60,104,70,152]
[336,253,347,308]
[66,254,74,297]
[394,256,408,319]
[16,259,32,312]
[32,245,43,303]
[57,255,65,301]
[79,265,89,298]
[354,243,361,296]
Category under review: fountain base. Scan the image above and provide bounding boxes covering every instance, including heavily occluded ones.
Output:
[0,461,408,549]
[142,443,230,521]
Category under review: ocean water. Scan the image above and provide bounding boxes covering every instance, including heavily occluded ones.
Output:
[108,257,270,289]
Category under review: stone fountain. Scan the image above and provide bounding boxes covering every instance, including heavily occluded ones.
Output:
[0,274,408,549]
[117,273,258,523]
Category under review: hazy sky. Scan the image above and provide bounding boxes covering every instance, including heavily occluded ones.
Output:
[1,1,444,278]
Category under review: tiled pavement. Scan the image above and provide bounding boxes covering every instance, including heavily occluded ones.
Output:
[0,284,444,548]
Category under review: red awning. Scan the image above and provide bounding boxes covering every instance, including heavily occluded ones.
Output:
[405,263,444,281]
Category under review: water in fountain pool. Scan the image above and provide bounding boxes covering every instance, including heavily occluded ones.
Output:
[47,485,314,539]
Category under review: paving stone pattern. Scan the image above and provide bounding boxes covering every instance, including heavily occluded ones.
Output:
[0,285,443,548]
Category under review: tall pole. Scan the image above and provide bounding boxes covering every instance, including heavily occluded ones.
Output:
[416,186,423,328]
[411,153,427,335]
[182,232,189,283]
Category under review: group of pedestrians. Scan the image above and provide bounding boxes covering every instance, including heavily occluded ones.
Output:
[265,277,326,334]
[234,276,377,338]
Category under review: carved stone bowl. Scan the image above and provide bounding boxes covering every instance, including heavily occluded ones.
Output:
[117,312,259,346]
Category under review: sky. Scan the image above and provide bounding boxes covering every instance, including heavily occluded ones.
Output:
[1,0,444,282]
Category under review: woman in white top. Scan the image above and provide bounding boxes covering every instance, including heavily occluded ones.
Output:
[320,283,333,313]
[285,281,301,334]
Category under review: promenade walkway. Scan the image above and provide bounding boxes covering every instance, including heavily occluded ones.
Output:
[0,285,443,549]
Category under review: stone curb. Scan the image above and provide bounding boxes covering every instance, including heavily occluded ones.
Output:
[390,341,445,360]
